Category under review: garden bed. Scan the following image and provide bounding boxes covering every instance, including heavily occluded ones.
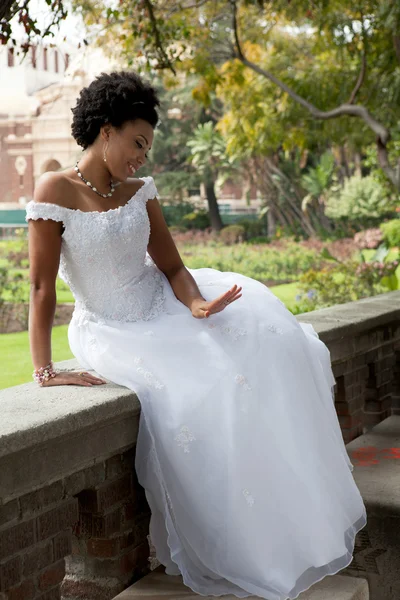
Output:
[0,302,74,334]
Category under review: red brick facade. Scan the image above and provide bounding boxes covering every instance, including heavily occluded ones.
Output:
[0,119,34,204]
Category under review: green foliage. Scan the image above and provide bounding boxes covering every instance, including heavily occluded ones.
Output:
[155,172,200,202]
[162,202,195,227]
[245,236,270,244]
[301,151,335,210]
[219,225,246,245]
[235,218,269,239]
[295,243,400,310]
[325,176,394,221]
[364,141,400,193]
[181,210,210,230]
[179,240,326,283]
[5,228,29,269]
[380,219,400,248]
[186,121,234,181]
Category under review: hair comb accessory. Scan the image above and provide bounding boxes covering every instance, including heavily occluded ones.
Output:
[132,101,145,105]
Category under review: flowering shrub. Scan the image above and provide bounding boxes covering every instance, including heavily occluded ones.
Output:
[355,260,399,289]
[295,265,357,310]
[354,228,383,250]
[294,256,399,312]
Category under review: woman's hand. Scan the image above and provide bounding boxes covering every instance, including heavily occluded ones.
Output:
[191,284,243,319]
[41,371,107,387]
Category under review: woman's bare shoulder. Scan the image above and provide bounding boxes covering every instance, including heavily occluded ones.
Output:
[34,170,75,208]
[122,177,148,196]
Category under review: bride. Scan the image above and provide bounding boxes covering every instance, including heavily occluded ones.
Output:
[26,70,367,600]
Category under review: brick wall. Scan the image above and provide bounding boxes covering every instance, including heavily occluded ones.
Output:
[0,120,34,205]
[0,447,151,600]
[297,291,400,443]
[331,329,397,442]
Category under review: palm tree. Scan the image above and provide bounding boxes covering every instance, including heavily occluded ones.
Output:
[187,122,235,231]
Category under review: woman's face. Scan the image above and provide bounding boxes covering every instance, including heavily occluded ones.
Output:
[104,118,154,182]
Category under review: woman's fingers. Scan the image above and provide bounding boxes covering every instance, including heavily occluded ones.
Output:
[82,373,107,384]
[216,285,242,307]
[206,285,243,317]
[42,371,107,387]
[211,285,242,309]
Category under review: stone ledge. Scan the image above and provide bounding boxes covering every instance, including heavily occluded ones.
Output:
[295,291,400,343]
[0,360,139,458]
[0,360,141,502]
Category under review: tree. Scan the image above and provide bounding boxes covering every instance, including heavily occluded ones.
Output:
[187,121,235,231]
[4,0,400,196]
[65,0,400,192]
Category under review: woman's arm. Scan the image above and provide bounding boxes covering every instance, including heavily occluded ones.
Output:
[146,197,206,309]
[27,174,105,387]
[146,197,242,318]
[28,217,62,370]
[28,175,67,370]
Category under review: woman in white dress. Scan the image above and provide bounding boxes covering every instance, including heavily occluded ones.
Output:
[27,70,367,600]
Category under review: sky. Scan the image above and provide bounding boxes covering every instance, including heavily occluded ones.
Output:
[10,0,87,48]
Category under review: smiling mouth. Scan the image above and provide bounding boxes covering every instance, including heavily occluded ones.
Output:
[128,162,137,175]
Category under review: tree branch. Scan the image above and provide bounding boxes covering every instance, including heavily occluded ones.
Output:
[229,0,400,188]
[143,0,176,75]
[348,50,366,104]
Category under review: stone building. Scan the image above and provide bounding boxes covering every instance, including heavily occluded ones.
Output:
[0,43,258,213]
[0,42,71,206]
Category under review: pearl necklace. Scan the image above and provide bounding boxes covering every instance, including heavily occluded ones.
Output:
[74,162,116,198]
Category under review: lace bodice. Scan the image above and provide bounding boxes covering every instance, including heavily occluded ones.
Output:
[25,176,166,323]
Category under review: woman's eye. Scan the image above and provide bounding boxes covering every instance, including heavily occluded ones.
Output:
[136,140,149,159]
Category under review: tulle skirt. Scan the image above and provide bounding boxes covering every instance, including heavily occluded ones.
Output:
[68,266,367,600]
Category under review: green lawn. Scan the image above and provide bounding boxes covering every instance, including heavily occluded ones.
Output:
[1,326,73,389]
[270,282,299,307]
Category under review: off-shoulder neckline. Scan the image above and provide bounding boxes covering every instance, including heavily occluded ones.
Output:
[26,176,153,216]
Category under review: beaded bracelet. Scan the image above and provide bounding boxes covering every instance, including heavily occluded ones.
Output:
[33,361,58,386]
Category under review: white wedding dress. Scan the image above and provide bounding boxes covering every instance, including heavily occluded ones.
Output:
[26,176,367,600]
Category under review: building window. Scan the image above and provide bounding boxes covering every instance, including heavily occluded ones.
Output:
[31,45,37,69]
[7,47,14,68]
[54,50,58,73]
[43,47,48,71]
